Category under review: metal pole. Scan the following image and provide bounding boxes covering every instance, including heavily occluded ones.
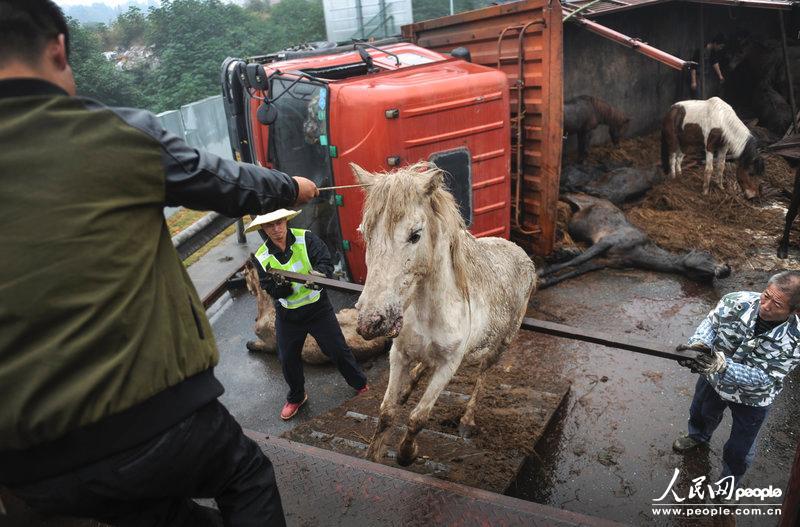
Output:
[236,218,246,244]
[265,269,705,363]
[449,0,454,16]
[779,11,798,133]
[356,0,364,39]
[379,0,387,37]
[699,5,706,99]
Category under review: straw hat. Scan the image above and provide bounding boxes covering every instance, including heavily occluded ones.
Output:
[244,208,301,233]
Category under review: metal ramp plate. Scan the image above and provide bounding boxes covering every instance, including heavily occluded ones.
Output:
[285,332,572,494]
[248,433,623,527]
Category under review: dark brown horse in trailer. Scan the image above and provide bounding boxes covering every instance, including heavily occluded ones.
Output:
[564,95,630,162]
[767,133,800,259]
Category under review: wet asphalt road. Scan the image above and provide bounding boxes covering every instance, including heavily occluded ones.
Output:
[211,269,798,526]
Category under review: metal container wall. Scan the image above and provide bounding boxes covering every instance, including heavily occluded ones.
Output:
[403,0,564,255]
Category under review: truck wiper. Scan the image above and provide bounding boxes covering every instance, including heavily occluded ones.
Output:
[353,42,400,67]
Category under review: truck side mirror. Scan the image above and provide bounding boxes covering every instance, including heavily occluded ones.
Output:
[257,102,278,125]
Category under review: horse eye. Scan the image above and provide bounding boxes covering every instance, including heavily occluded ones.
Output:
[408,230,421,244]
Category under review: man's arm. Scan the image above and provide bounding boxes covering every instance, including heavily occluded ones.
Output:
[107,107,316,216]
[711,348,800,389]
[305,231,334,278]
[687,298,726,349]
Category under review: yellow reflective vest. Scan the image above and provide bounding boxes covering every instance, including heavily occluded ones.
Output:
[254,228,322,309]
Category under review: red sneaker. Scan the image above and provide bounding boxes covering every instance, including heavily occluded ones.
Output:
[356,384,369,395]
[280,393,308,420]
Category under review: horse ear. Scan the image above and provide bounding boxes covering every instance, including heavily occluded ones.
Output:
[350,163,375,189]
[423,167,444,195]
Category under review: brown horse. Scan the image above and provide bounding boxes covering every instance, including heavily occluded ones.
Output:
[564,95,630,162]
[242,260,389,364]
[766,134,800,258]
[661,97,764,198]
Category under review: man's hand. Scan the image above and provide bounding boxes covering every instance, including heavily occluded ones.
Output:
[293,177,319,205]
[676,342,710,372]
[676,343,726,375]
[693,350,727,375]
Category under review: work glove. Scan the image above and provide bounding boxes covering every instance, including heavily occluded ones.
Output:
[676,343,727,375]
[693,350,728,375]
[304,269,326,291]
[676,342,710,373]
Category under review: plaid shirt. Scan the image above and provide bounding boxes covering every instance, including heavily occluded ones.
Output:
[688,291,800,407]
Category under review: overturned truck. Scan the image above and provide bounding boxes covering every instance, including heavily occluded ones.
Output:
[221,0,564,283]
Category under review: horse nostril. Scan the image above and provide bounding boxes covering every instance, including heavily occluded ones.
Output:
[370,314,385,329]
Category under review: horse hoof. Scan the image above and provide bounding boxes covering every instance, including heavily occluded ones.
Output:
[458,422,477,439]
[778,248,789,259]
[245,340,266,353]
[396,444,418,467]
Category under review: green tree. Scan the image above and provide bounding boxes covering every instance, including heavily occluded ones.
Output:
[111,7,147,48]
[68,18,145,107]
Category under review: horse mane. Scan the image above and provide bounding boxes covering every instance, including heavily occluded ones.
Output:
[361,161,473,301]
[589,96,628,128]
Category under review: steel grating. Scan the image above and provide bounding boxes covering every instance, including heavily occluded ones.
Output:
[246,432,624,527]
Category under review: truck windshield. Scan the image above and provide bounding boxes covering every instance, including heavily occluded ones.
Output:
[269,77,349,279]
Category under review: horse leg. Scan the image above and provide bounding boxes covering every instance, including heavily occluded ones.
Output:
[778,167,800,259]
[577,130,592,163]
[702,149,714,195]
[366,343,412,462]
[676,150,685,178]
[398,361,427,405]
[537,260,608,289]
[714,146,728,190]
[538,240,612,277]
[396,356,461,466]
[458,340,510,438]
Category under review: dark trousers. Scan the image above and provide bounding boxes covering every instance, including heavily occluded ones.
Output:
[276,301,367,404]
[687,377,770,485]
[9,401,285,527]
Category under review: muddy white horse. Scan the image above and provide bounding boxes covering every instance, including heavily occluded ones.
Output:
[351,161,537,466]
[242,260,388,364]
[661,97,764,198]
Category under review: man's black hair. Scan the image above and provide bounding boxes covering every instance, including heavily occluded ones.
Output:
[710,33,726,46]
[0,0,70,67]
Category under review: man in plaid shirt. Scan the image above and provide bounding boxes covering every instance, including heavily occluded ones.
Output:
[673,271,800,488]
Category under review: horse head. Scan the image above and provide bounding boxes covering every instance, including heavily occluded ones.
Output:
[351,161,468,340]
[737,141,765,200]
[681,250,731,281]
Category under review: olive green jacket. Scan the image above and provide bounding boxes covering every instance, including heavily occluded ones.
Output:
[0,78,296,482]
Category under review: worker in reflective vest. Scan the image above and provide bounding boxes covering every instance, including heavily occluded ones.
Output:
[246,209,369,420]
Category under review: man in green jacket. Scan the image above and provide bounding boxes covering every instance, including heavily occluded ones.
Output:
[0,2,317,525]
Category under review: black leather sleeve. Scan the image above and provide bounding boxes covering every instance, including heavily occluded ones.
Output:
[106,106,299,216]
[305,231,334,278]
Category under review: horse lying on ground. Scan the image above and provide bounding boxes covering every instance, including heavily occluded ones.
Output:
[242,260,388,364]
[351,161,536,466]
[538,193,731,288]
[560,163,663,206]
[661,97,764,198]
[564,95,630,162]
[765,134,800,258]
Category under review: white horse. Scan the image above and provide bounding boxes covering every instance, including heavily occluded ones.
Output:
[661,97,764,198]
[351,161,537,466]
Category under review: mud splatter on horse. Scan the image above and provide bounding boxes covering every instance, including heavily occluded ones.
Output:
[538,193,731,288]
[661,97,764,198]
[242,260,388,364]
[564,95,630,162]
[351,161,536,466]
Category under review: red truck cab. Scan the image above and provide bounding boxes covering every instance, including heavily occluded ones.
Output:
[222,42,510,283]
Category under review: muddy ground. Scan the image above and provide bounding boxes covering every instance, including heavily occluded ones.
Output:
[513,268,798,527]
[561,133,800,271]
